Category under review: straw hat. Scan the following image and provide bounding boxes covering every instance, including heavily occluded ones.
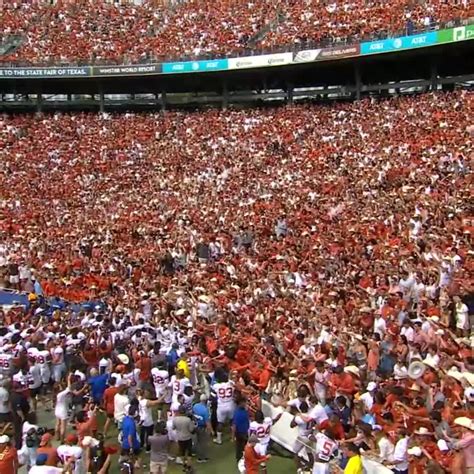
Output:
[414,427,431,435]
[454,417,474,430]
[117,354,130,365]
[344,366,360,377]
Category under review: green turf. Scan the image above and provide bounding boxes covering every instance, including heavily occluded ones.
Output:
[22,408,297,473]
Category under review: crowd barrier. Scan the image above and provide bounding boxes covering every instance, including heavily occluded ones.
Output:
[261,400,393,474]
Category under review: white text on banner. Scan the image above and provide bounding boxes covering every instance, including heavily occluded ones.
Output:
[228,52,293,70]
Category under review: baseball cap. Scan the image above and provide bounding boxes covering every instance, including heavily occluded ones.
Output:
[36,453,48,466]
[367,382,377,391]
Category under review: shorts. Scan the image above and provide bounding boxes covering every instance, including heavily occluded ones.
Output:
[254,441,269,456]
[293,435,311,453]
[178,439,192,457]
[217,404,235,424]
[30,386,41,398]
[0,412,12,423]
[9,275,19,284]
[312,461,330,474]
[155,388,170,403]
[150,460,168,473]
[40,370,51,385]
[52,364,66,383]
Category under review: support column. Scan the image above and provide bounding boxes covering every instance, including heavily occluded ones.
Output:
[99,90,105,113]
[354,64,362,101]
[161,90,167,112]
[37,93,43,113]
[430,62,438,91]
[286,82,294,104]
[222,82,229,109]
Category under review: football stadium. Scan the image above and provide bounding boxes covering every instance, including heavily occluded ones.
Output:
[0,1,473,474]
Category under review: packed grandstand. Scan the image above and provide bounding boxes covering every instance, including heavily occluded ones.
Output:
[0,2,473,474]
[0,0,472,64]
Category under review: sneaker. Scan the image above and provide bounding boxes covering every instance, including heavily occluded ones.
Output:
[213,438,222,445]
[167,455,176,461]
[197,458,208,463]
[175,457,184,465]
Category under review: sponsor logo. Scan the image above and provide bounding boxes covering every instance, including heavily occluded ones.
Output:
[95,65,159,75]
[453,26,466,41]
[452,26,474,41]
[236,60,253,68]
[293,49,322,63]
[268,58,284,65]
[393,38,403,48]
[320,45,359,58]
[192,62,200,71]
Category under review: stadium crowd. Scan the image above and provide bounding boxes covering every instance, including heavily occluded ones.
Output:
[0,89,472,474]
[0,0,472,65]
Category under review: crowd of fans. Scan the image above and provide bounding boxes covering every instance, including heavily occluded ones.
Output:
[0,0,472,65]
[0,89,472,474]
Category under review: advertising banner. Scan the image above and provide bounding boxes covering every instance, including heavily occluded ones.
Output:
[438,24,474,44]
[293,49,322,63]
[319,44,360,59]
[361,31,437,55]
[228,52,292,70]
[92,64,162,76]
[0,66,91,79]
[162,59,228,74]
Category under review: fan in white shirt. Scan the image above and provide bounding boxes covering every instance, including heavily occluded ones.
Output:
[359,382,377,412]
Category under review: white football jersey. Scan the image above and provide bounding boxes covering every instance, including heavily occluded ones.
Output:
[35,349,51,366]
[0,352,12,372]
[314,432,338,461]
[151,368,169,393]
[249,417,273,444]
[170,375,190,400]
[213,381,235,406]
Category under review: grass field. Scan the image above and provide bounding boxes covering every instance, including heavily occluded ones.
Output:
[21,409,297,474]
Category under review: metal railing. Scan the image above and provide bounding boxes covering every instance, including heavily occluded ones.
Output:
[0,16,471,68]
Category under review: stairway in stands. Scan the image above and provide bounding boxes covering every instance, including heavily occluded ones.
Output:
[0,35,24,58]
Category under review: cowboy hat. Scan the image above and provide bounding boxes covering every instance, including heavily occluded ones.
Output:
[344,366,360,377]
[454,417,474,430]
[117,354,130,365]
[414,427,431,435]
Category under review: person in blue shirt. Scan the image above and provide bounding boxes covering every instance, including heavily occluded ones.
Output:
[232,397,250,461]
[88,368,109,405]
[166,343,180,375]
[121,405,141,457]
[193,394,211,462]
[333,396,352,433]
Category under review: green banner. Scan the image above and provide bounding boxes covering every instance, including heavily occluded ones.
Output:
[438,24,474,44]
